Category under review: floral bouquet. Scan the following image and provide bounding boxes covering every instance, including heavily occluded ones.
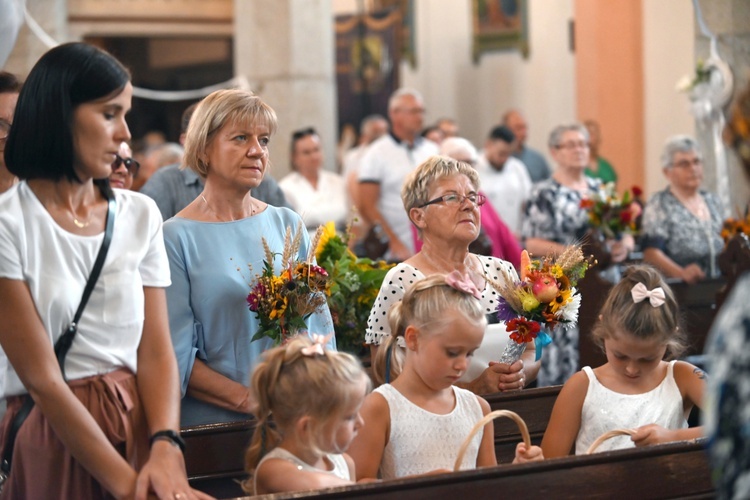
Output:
[315,221,394,354]
[489,246,592,364]
[721,212,750,246]
[579,183,642,240]
[246,222,329,345]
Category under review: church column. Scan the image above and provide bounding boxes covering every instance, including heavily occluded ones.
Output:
[4,0,69,76]
[234,0,338,180]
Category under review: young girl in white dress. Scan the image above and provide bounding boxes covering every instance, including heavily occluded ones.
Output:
[542,264,706,457]
[244,335,371,495]
[349,272,543,480]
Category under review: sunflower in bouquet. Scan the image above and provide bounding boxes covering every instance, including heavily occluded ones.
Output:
[721,212,750,245]
[489,246,593,364]
[315,221,394,354]
[246,222,329,345]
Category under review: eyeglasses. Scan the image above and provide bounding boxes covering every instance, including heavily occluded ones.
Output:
[419,193,486,208]
[671,158,702,169]
[556,141,589,150]
[112,154,140,176]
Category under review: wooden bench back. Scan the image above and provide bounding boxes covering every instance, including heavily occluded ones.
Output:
[184,386,562,496]
[484,385,561,462]
[250,439,713,499]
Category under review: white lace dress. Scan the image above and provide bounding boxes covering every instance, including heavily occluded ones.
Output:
[375,384,484,479]
[253,447,350,494]
[575,361,688,454]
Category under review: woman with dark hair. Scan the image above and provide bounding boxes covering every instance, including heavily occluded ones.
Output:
[0,43,207,499]
[278,127,349,237]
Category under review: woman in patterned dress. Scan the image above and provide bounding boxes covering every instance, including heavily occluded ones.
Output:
[521,123,634,386]
[641,135,724,284]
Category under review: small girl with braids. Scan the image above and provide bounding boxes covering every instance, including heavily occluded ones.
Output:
[243,335,371,495]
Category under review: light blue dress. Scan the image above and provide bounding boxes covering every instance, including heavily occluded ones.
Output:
[163,206,335,426]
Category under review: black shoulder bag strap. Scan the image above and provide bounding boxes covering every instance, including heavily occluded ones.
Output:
[0,191,116,480]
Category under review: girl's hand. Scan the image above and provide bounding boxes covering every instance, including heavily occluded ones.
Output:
[512,442,544,464]
[134,441,215,500]
[630,424,672,447]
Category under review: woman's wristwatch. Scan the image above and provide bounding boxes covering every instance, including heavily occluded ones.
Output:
[149,429,186,453]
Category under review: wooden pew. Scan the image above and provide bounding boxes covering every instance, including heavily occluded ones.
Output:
[184,386,562,496]
[183,420,255,498]
[484,385,561,463]
[248,439,713,500]
[668,276,725,356]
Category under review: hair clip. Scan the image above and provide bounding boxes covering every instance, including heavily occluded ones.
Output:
[300,333,333,357]
[445,270,482,299]
[630,282,666,307]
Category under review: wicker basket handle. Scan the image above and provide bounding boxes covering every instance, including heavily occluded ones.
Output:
[585,428,637,454]
[454,409,531,471]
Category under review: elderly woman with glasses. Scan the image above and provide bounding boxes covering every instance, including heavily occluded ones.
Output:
[641,135,724,284]
[279,127,349,237]
[521,123,634,387]
[366,155,539,394]
[109,141,140,190]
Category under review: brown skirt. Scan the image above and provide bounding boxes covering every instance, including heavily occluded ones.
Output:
[0,368,149,499]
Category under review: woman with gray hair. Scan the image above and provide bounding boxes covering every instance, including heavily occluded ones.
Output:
[367,155,539,394]
[641,135,724,284]
[521,123,634,386]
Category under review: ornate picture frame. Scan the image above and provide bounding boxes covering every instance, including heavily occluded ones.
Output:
[472,0,529,62]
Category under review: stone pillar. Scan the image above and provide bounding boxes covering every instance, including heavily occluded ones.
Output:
[234,0,338,179]
[4,0,69,77]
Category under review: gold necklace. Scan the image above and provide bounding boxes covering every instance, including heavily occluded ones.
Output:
[71,212,91,228]
[201,194,255,222]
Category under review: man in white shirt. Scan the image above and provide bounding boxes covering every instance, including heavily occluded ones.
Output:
[357,88,438,261]
[476,125,532,238]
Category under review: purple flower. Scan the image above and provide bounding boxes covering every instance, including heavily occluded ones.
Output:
[496,297,518,323]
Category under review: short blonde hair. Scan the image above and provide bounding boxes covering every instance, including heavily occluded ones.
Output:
[401,155,480,214]
[183,89,278,178]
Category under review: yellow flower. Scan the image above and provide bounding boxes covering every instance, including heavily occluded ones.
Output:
[315,221,337,259]
[549,288,572,314]
[549,265,564,279]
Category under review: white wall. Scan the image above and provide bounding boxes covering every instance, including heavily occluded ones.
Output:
[642,0,696,196]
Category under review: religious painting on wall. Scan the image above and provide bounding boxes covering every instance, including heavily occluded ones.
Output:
[373,0,416,68]
[472,0,529,62]
[335,9,400,141]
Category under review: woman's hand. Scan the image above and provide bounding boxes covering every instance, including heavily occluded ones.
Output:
[512,442,544,464]
[679,263,705,284]
[468,359,525,394]
[607,234,635,263]
[134,441,215,500]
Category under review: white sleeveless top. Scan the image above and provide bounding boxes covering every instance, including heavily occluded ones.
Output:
[253,447,350,494]
[575,360,688,454]
[375,384,484,479]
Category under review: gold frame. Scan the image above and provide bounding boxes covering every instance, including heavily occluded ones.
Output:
[472,0,529,63]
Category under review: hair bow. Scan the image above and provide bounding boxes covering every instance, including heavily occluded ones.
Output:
[445,270,482,299]
[300,333,333,357]
[630,282,666,307]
